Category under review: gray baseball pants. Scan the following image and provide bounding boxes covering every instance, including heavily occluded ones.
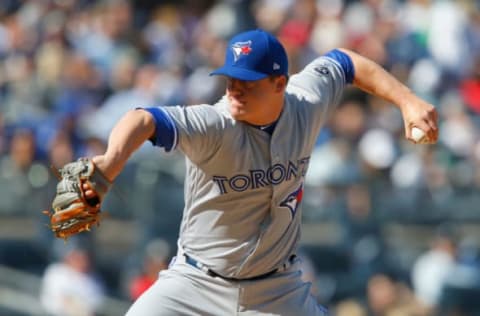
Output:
[125,253,328,316]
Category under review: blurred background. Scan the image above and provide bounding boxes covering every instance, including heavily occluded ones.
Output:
[0,0,479,315]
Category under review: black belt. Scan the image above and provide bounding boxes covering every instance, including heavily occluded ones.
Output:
[184,254,295,282]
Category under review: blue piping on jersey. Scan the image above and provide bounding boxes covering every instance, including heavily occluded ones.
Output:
[324,49,355,84]
[139,107,177,152]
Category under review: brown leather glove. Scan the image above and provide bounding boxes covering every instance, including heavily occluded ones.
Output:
[45,158,111,239]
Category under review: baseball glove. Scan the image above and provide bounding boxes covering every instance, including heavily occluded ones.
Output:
[44,158,111,239]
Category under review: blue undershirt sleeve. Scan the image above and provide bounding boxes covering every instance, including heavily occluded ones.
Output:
[324,49,355,84]
[138,107,177,152]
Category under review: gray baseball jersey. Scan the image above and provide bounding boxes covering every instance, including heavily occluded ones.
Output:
[157,55,346,279]
[126,48,353,315]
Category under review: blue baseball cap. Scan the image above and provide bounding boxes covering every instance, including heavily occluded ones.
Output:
[210,29,288,81]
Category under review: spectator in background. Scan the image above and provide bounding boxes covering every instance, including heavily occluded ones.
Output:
[438,235,480,315]
[411,224,459,314]
[0,114,4,156]
[47,130,74,170]
[40,237,105,316]
[127,238,171,301]
[338,183,387,296]
[367,272,425,316]
[334,299,367,316]
[0,127,48,216]
[78,64,168,143]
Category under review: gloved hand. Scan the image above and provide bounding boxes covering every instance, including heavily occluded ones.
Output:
[44,158,111,239]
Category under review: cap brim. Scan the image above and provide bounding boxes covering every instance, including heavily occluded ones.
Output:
[210,66,268,81]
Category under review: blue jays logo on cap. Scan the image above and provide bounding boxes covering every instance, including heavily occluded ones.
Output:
[232,41,252,62]
[210,29,288,81]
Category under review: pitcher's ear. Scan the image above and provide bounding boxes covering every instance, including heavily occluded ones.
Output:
[275,75,287,92]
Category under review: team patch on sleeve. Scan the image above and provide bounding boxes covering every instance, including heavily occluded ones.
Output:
[323,49,355,84]
[138,107,178,152]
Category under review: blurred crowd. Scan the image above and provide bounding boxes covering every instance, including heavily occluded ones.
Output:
[1,0,480,315]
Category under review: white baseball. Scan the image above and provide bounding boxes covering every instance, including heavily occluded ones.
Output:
[411,127,426,143]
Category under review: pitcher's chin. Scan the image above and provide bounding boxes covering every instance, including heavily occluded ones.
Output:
[228,107,247,120]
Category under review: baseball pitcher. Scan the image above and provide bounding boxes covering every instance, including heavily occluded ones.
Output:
[47,29,438,315]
